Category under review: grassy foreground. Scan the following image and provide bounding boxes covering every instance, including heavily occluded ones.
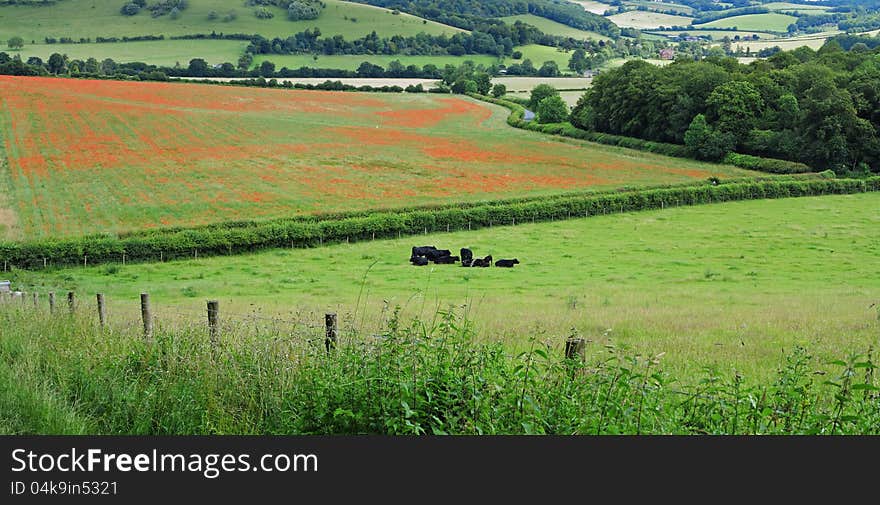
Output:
[11,192,880,381]
[0,304,877,435]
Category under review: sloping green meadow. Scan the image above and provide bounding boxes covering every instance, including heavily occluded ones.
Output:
[12,192,880,380]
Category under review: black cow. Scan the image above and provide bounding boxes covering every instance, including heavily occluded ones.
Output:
[471,255,492,267]
[460,248,473,267]
[410,256,429,266]
[425,249,451,261]
[433,255,459,264]
[412,246,437,257]
[495,258,519,268]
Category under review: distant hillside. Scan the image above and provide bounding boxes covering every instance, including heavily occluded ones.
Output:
[0,0,463,41]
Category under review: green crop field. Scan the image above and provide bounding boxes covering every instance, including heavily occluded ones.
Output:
[0,0,461,42]
[606,11,694,29]
[13,39,247,67]
[0,75,752,239]
[253,53,499,71]
[11,192,879,381]
[500,14,610,40]
[507,44,578,72]
[696,13,799,32]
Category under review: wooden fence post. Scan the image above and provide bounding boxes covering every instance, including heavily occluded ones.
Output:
[141,293,153,343]
[67,291,75,314]
[97,293,106,329]
[325,313,337,353]
[48,292,55,314]
[32,292,38,308]
[564,337,586,362]
[207,300,219,348]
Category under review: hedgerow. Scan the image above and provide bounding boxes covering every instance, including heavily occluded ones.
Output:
[1,176,877,269]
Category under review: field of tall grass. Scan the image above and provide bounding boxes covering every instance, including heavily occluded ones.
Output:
[1,303,877,435]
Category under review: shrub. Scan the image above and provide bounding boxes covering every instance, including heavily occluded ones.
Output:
[120,2,139,15]
[536,95,569,124]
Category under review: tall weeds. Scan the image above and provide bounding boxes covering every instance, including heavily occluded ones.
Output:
[0,306,877,434]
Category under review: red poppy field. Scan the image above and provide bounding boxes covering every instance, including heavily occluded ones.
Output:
[0,76,754,239]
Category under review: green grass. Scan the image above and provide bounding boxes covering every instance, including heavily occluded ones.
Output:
[695,13,799,32]
[508,44,577,72]
[254,53,500,71]
[3,303,878,434]
[500,14,610,41]
[12,192,880,381]
[0,0,462,42]
[13,39,248,66]
[606,11,694,29]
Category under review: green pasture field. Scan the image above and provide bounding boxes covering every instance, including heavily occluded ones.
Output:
[254,53,499,71]
[12,39,247,66]
[606,11,694,29]
[695,13,799,32]
[11,192,879,381]
[0,0,461,42]
[508,44,578,72]
[499,14,611,40]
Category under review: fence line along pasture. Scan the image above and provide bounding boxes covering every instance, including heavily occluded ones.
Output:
[0,289,587,363]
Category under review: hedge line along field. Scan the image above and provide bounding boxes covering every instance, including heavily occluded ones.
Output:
[12,192,880,381]
[0,75,755,240]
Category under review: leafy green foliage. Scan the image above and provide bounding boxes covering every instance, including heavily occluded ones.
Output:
[536,95,569,124]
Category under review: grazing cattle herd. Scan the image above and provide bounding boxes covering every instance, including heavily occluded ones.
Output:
[410,246,518,268]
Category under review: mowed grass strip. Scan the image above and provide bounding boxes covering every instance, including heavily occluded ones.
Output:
[0,0,462,42]
[0,75,753,239]
[14,192,880,381]
[606,11,694,29]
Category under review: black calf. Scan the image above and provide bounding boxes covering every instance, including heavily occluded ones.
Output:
[495,259,519,268]
[432,255,459,264]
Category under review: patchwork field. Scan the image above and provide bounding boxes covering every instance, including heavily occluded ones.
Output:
[0,0,461,42]
[695,13,799,32]
[12,192,879,380]
[0,76,754,239]
[606,11,693,29]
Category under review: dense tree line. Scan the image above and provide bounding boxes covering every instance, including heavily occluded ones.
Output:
[571,42,880,175]
[242,21,651,60]
[344,0,620,38]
